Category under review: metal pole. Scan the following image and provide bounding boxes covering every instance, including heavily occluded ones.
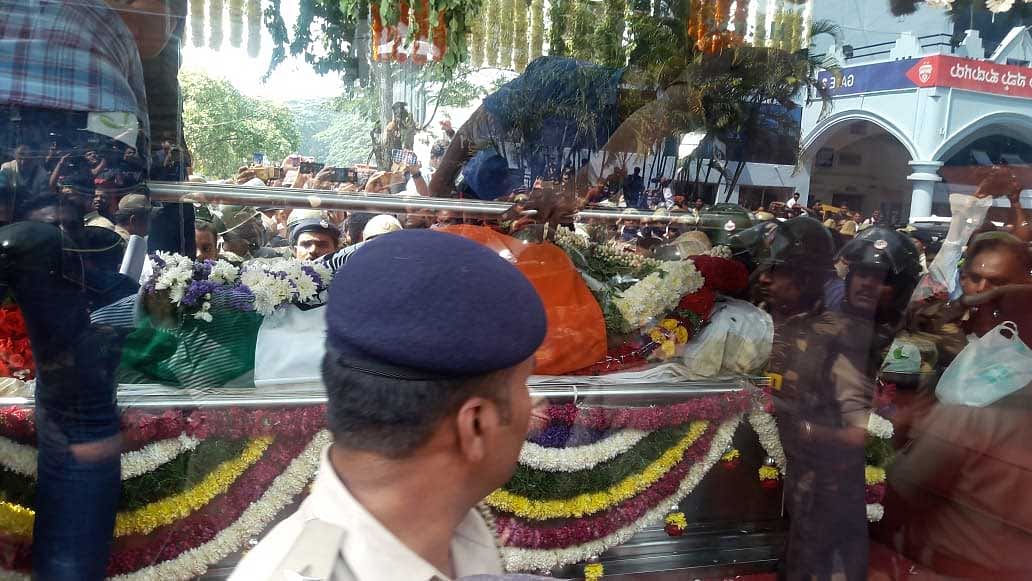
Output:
[148,181,701,224]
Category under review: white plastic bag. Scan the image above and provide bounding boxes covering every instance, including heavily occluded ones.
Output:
[254,304,327,386]
[935,321,1032,407]
[681,298,773,377]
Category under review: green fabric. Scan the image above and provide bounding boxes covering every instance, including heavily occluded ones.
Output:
[117,308,263,388]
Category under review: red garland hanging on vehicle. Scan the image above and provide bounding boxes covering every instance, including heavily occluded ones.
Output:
[370,0,480,68]
[0,304,34,381]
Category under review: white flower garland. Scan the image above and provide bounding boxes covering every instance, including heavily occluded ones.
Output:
[867,413,894,440]
[518,429,651,472]
[866,503,884,523]
[613,260,705,330]
[0,434,200,480]
[986,0,1016,13]
[501,416,742,572]
[705,245,733,259]
[111,429,332,581]
[748,411,787,475]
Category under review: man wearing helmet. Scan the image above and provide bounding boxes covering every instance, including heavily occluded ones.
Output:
[755,217,875,581]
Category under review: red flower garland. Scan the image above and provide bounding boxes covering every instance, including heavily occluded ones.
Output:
[0,405,327,447]
[495,432,715,549]
[542,390,756,431]
[677,287,716,322]
[865,482,886,505]
[0,306,34,380]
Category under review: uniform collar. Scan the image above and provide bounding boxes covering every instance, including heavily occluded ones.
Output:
[300,446,501,581]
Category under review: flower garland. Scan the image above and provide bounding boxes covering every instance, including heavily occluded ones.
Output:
[0,433,200,480]
[494,432,717,550]
[613,260,704,330]
[866,503,885,523]
[486,421,708,519]
[0,306,33,381]
[504,425,696,500]
[497,417,740,571]
[747,411,787,474]
[542,389,754,431]
[118,439,250,512]
[238,258,332,316]
[518,429,650,472]
[108,430,330,580]
[646,318,691,360]
[114,436,271,537]
[867,413,893,439]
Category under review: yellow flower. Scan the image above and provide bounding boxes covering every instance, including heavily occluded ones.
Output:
[585,562,604,581]
[649,329,665,343]
[115,436,272,537]
[865,465,886,486]
[0,437,273,540]
[660,340,676,358]
[486,422,710,520]
[660,319,679,331]
[721,448,740,462]
[674,326,689,344]
[759,465,780,481]
[664,511,688,528]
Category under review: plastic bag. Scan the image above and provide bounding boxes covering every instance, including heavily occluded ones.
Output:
[439,225,606,375]
[935,321,1032,407]
[880,338,922,374]
[254,303,327,386]
[911,194,992,303]
[680,298,773,377]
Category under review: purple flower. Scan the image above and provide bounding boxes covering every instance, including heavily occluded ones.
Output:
[181,279,218,307]
[301,265,324,288]
[219,284,256,312]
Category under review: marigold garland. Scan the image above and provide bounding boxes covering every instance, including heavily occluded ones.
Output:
[584,562,604,580]
[486,421,708,519]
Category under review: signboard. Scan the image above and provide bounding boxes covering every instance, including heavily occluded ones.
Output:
[816,55,1032,100]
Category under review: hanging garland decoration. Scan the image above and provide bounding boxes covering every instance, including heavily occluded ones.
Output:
[540,386,755,431]
[229,0,245,48]
[529,0,544,60]
[570,0,595,61]
[498,0,515,69]
[503,425,696,499]
[714,0,731,30]
[209,0,225,50]
[513,0,529,72]
[519,429,650,472]
[733,0,749,37]
[485,421,709,519]
[246,0,262,57]
[367,0,481,71]
[469,4,486,67]
[190,0,206,47]
[484,0,501,65]
[496,417,740,571]
[547,0,569,56]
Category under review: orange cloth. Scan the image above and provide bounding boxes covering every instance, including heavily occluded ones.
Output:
[439,225,606,375]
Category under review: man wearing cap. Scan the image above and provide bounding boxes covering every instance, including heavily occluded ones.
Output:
[113,193,151,240]
[291,217,342,261]
[232,230,546,581]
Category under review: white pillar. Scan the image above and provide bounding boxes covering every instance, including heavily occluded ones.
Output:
[907,161,943,220]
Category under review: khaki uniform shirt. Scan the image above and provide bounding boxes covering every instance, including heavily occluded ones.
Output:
[230,447,503,581]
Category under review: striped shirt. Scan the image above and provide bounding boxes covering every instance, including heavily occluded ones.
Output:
[0,0,149,136]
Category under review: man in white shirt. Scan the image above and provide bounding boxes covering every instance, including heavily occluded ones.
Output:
[786,192,801,210]
[406,140,448,196]
[232,230,547,581]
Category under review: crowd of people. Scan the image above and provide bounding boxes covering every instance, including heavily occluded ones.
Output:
[1,1,1032,580]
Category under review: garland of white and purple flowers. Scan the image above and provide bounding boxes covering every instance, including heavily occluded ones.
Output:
[144,253,333,320]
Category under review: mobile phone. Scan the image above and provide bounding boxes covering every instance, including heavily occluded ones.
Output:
[325,167,357,183]
[299,162,324,175]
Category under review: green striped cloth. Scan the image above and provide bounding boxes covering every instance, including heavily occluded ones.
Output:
[117,307,263,388]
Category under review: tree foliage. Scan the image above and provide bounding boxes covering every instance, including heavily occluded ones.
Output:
[288,100,376,166]
[180,70,301,179]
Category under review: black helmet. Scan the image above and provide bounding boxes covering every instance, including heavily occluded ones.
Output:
[836,226,921,292]
[760,216,836,274]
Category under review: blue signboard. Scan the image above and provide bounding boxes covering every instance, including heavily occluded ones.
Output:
[816,58,920,96]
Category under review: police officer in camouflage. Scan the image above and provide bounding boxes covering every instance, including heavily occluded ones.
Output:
[755,217,875,581]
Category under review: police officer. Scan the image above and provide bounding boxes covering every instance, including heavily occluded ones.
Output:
[837,226,923,368]
[231,229,547,580]
[755,217,874,581]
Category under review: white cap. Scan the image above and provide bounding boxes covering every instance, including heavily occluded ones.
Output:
[362,214,403,240]
[287,208,325,227]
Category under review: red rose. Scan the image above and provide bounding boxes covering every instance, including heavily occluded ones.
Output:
[691,256,749,294]
[664,523,685,537]
[677,287,717,320]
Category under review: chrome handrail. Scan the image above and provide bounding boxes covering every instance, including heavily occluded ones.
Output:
[148,181,702,224]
